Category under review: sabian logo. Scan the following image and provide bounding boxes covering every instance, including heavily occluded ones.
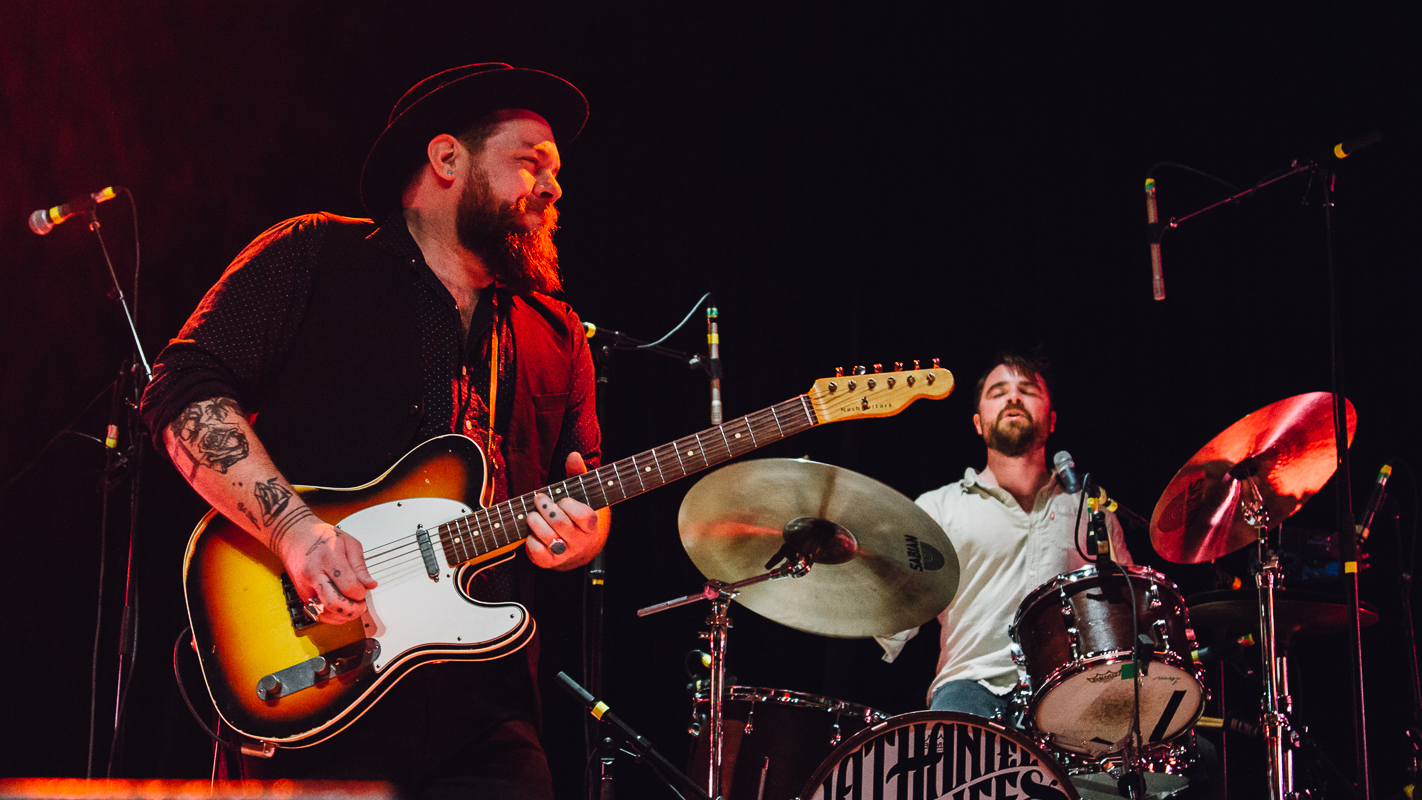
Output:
[905,535,946,571]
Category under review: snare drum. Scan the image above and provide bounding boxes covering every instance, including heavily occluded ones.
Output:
[689,687,890,800]
[1009,565,1205,758]
[795,711,1079,800]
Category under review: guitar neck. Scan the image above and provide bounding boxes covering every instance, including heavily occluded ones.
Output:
[437,395,818,565]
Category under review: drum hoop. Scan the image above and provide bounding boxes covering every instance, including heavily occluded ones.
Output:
[1026,653,1206,749]
[1052,731,1199,776]
[1009,563,1190,640]
[694,686,890,721]
[792,710,1080,800]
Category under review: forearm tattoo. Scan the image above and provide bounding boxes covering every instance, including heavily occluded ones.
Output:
[168,398,250,478]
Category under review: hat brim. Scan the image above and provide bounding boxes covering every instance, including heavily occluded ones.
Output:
[360,66,588,219]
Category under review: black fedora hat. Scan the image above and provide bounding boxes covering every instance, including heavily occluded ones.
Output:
[360,63,588,218]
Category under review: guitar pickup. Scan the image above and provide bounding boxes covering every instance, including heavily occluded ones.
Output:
[255,639,381,701]
[416,524,440,581]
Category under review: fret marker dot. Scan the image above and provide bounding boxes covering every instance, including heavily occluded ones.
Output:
[518,514,525,520]
[555,488,562,494]
[735,433,742,439]
[493,523,501,528]
[606,480,614,486]
[454,537,462,543]
[644,467,651,472]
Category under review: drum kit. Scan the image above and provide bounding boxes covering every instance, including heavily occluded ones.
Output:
[638,392,1370,800]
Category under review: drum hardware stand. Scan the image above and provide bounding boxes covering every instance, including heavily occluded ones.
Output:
[638,552,815,800]
[1232,460,1301,800]
[557,672,718,800]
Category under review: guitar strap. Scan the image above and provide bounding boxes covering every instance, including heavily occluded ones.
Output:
[481,293,500,507]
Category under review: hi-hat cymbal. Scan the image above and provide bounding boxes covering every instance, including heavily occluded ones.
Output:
[1188,589,1378,644]
[678,459,959,638]
[1151,393,1356,564]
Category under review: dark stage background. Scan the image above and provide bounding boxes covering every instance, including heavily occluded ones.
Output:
[2,2,1418,798]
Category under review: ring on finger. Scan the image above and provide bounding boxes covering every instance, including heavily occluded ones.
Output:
[550,538,567,556]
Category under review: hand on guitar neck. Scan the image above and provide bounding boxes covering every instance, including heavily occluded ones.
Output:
[524,451,611,571]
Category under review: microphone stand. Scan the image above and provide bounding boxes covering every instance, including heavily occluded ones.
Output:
[579,321,709,798]
[1153,140,1379,799]
[79,208,154,777]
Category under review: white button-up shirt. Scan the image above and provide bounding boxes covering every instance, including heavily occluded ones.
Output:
[880,467,1132,705]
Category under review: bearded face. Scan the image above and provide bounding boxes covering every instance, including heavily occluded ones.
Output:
[981,401,1048,457]
[455,165,563,295]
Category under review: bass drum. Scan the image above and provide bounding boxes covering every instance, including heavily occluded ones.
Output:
[689,687,890,800]
[1009,564,1205,758]
[796,711,1079,800]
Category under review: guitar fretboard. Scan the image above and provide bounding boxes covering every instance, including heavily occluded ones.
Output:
[435,395,819,566]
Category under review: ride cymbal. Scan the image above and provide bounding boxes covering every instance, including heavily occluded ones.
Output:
[1151,393,1356,564]
[678,459,959,637]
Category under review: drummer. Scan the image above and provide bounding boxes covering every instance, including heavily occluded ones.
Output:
[878,350,1132,717]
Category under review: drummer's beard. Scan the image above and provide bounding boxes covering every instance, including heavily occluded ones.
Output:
[984,403,1047,457]
[456,166,563,295]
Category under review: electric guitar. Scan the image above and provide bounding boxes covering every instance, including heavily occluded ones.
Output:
[184,365,953,746]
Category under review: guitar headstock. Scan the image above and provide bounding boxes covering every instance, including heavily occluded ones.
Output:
[807,360,955,423]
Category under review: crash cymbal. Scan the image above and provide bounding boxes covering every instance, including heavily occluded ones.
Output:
[1151,393,1356,564]
[1188,589,1378,649]
[678,459,959,638]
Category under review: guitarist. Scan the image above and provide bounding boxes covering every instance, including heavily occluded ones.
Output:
[140,65,610,798]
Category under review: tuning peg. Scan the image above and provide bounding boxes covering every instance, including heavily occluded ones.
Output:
[835,366,844,377]
[932,358,941,369]
[913,360,921,370]
[894,361,904,372]
[872,363,882,373]
[854,365,867,375]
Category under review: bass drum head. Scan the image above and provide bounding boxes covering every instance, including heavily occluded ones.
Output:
[796,711,1079,800]
[1033,659,1204,756]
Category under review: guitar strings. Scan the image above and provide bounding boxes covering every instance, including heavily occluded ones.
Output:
[324,399,817,583]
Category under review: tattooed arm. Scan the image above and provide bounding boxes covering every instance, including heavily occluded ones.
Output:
[163,396,377,622]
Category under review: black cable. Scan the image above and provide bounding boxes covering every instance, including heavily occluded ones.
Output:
[631,292,713,350]
[0,384,112,497]
[1073,472,1094,561]
[1146,162,1243,194]
[171,627,249,752]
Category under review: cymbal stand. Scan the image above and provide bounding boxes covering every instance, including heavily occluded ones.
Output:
[1238,469,1294,799]
[638,556,812,800]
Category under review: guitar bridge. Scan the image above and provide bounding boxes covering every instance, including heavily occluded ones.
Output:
[255,639,381,701]
[280,573,318,630]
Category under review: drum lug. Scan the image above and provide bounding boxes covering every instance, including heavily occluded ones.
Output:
[1147,582,1162,610]
[743,702,755,735]
[1011,642,1027,667]
[1153,617,1171,650]
[830,720,842,746]
[1066,626,1081,660]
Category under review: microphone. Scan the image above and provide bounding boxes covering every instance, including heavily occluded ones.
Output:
[1053,450,1083,494]
[1356,463,1393,542]
[29,186,120,235]
[1330,131,1383,160]
[1146,178,1167,301]
[706,300,721,425]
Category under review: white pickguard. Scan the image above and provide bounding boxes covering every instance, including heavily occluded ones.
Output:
[332,497,527,672]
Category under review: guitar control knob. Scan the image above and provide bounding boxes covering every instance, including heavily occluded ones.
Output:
[257,676,283,700]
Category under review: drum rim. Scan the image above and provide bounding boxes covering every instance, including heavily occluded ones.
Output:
[1052,731,1199,777]
[1008,563,1192,643]
[692,685,890,720]
[792,710,1081,800]
[1026,652,1206,755]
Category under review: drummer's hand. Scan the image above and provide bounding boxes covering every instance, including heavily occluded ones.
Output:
[526,452,610,571]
